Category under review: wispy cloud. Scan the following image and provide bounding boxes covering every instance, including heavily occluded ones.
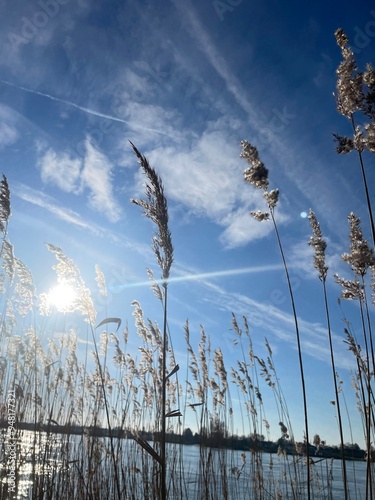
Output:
[37,138,121,222]
[13,184,155,263]
[219,208,273,248]
[38,149,82,193]
[142,123,288,247]
[82,138,121,222]
[200,282,355,370]
[168,0,353,246]
[171,0,258,123]
[0,79,180,138]
[14,184,105,235]
[147,134,241,217]
[117,100,185,148]
[0,104,19,148]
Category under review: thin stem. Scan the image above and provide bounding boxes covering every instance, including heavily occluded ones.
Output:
[270,210,311,499]
[322,280,348,499]
[161,283,168,500]
[362,277,375,383]
[90,323,122,500]
[358,297,373,500]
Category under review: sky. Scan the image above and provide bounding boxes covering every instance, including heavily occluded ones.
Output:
[0,0,375,448]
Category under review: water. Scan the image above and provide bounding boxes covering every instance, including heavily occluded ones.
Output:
[0,430,372,499]
[180,445,370,499]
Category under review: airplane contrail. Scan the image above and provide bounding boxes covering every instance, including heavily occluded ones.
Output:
[0,79,177,137]
[111,264,284,291]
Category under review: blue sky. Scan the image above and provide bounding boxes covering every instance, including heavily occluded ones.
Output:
[1,0,375,447]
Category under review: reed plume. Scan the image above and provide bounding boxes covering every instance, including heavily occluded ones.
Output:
[334,28,375,246]
[308,209,348,498]
[131,142,174,500]
[241,140,311,498]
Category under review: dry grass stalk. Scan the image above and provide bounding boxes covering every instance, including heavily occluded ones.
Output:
[241,140,311,498]
[130,142,175,500]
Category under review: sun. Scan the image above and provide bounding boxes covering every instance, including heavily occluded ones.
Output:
[47,281,77,312]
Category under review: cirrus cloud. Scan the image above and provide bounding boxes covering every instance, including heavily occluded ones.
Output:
[37,136,121,222]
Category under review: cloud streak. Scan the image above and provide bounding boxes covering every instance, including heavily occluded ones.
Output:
[14,184,105,235]
[203,284,355,370]
[0,79,179,138]
[171,0,259,123]
[112,262,285,291]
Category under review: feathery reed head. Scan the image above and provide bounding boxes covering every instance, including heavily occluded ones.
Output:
[279,422,288,439]
[130,142,173,282]
[334,28,364,119]
[249,210,270,221]
[241,140,269,190]
[308,210,328,281]
[95,265,107,297]
[241,141,280,222]
[0,174,10,233]
[334,274,364,301]
[332,133,354,154]
[342,213,374,276]
[363,63,375,120]
[334,33,375,157]
[264,189,279,210]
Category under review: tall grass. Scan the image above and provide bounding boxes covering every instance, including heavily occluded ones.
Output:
[130,141,175,500]
[0,27,374,499]
[308,210,348,499]
[240,141,312,498]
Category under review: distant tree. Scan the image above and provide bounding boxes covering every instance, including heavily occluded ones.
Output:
[344,442,360,450]
[250,432,265,442]
[183,428,194,444]
[210,417,227,442]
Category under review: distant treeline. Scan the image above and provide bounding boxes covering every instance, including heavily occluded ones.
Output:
[0,420,366,461]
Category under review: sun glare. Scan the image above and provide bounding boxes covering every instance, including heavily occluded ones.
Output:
[47,281,77,312]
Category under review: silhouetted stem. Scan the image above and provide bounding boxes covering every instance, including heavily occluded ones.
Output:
[270,210,310,499]
[90,324,122,500]
[322,280,348,499]
[161,283,168,500]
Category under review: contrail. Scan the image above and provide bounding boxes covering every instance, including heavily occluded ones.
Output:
[111,264,284,291]
[0,79,177,137]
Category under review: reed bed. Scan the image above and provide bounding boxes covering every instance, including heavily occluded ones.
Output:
[0,28,374,499]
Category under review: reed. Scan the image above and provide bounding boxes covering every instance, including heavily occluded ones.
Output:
[334,28,375,247]
[240,141,311,498]
[0,27,375,500]
[0,205,372,498]
[308,209,349,499]
[131,141,175,500]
